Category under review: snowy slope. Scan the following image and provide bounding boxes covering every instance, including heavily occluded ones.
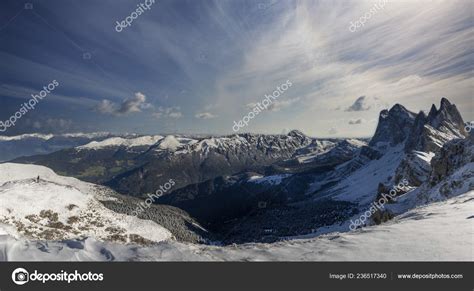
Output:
[318,145,405,205]
[1,190,472,261]
[248,174,292,185]
[0,163,91,192]
[0,163,172,244]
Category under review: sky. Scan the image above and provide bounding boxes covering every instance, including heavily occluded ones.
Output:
[0,0,472,137]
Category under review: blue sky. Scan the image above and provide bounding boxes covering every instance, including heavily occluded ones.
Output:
[0,0,472,137]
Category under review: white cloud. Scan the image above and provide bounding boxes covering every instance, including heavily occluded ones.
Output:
[117,92,150,114]
[95,92,152,116]
[96,99,117,115]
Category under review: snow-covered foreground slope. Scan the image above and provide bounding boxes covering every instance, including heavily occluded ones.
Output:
[0,163,172,245]
[1,190,472,261]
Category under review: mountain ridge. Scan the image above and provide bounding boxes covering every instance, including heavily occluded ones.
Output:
[3,97,472,245]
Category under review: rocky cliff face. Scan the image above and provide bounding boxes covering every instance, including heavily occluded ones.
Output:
[427,98,467,135]
[370,98,466,154]
[368,98,471,227]
[392,98,468,186]
[405,98,467,153]
[369,104,416,148]
[430,133,473,186]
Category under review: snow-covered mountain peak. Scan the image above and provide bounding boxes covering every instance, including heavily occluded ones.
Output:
[287,129,306,139]
[157,135,184,151]
[388,103,415,118]
[0,133,55,141]
[370,104,416,148]
[405,98,467,153]
[77,135,163,150]
[0,132,114,141]
[370,98,466,152]
[149,131,314,156]
[427,98,466,135]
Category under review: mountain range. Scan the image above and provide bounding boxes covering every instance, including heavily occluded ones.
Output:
[0,97,472,257]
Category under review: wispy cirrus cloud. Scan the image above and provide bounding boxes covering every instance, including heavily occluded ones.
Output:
[0,0,472,136]
[211,0,473,137]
